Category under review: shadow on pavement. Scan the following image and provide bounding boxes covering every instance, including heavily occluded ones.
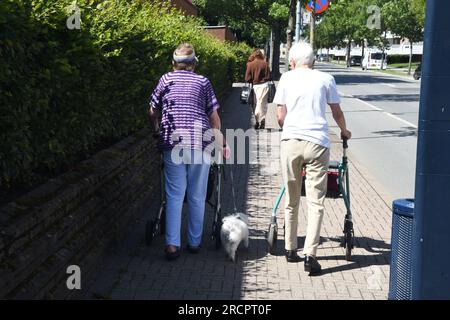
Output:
[372,127,417,137]
[334,74,410,85]
[318,236,390,275]
[355,94,420,102]
[240,234,390,276]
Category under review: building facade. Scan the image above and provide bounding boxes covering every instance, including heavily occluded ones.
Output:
[168,0,198,16]
[204,26,237,42]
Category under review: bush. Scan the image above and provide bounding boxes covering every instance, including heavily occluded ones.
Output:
[387,54,423,64]
[228,42,252,82]
[0,0,249,193]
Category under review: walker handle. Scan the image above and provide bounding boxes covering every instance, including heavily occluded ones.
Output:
[342,137,348,149]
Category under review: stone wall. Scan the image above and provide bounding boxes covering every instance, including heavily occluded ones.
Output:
[0,128,160,299]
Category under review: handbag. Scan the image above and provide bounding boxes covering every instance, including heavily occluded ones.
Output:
[240,83,254,105]
[267,81,276,103]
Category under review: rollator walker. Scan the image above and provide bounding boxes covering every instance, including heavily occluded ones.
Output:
[145,150,228,250]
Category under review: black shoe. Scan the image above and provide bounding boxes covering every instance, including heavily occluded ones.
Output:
[254,122,260,130]
[259,120,265,130]
[165,246,180,261]
[187,245,201,254]
[285,250,302,263]
[304,255,322,275]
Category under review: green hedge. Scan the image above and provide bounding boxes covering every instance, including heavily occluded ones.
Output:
[387,54,423,64]
[228,41,253,83]
[0,0,251,192]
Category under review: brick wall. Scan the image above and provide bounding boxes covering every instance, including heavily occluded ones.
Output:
[0,128,160,299]
[204,27,237,42]
[171,0,197,16]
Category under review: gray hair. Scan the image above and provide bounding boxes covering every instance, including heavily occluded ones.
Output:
[289,41,315,67]
[173,43,198,71]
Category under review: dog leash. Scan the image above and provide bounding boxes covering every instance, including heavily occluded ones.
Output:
[229,166,238,214]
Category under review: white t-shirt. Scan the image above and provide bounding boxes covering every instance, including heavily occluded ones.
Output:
[273,68,341,149]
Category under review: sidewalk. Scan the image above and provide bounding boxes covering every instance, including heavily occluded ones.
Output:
[83,85,392,300]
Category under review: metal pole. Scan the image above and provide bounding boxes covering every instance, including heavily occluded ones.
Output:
[269,30,273,70]
[295,0,302,42]
[412,0,450,299]
[310,1,315,49]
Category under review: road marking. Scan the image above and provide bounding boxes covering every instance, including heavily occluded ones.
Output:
[382,83,397,88]
[355,97,383,111]
[339,91,418,128]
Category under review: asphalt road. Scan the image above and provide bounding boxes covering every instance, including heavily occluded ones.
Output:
[317,63,420,203]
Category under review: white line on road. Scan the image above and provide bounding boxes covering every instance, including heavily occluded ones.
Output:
[339,91,418,129]
[355,97,383,111]
[382,83,397,88]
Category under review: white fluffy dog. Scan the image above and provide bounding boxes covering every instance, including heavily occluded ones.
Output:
[220,212,249,262]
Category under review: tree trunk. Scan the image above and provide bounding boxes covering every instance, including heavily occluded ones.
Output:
[381,31,387,70]
[272,24,282,80]
[408,42,413,75]
[361,40,365,70]
[269,30,273,69]
[285,0,297,72]
[346,40,351,68]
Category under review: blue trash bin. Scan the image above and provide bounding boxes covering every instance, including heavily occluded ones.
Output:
[388,199,414,300]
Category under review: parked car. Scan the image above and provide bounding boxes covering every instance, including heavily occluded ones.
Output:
[349,55,362,66]
[317,54,329,62]
[413,63,422,80]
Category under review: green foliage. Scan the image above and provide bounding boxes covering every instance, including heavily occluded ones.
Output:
[0,0,246,192]
[268,2,289,20]
[191,0,291,79]
[411,0,426,28]
[382,0,423,74]
[387,54,422,64]
[382,0,423,43]
[228,41,253,82]
[316,0,424,52]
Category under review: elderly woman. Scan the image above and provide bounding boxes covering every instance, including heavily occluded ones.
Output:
[149,43,226,260]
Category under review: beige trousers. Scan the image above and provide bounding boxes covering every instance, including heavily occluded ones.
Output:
[252,84,269,123]
[280,139,330,256]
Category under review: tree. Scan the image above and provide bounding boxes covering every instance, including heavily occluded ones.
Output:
[318,0,367,67]
[193,0,291,80]
[284,0,297,71]
[315,0,396,68]
[316,15,343,53]
[411,0,426,28]
[382,0,424,75]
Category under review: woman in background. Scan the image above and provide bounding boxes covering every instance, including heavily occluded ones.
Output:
[245,49,272,129]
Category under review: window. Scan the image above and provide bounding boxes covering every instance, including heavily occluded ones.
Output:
[371,53,384,60]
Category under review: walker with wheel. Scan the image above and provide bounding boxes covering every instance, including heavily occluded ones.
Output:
[206,162,224,249]
[145,154,166,246]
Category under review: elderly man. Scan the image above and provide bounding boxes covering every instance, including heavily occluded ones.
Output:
[273,42,351,275]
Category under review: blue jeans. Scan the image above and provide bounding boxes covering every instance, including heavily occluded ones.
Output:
[163,148,211,248]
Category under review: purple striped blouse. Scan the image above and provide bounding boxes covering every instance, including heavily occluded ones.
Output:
[150,70,220,150]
